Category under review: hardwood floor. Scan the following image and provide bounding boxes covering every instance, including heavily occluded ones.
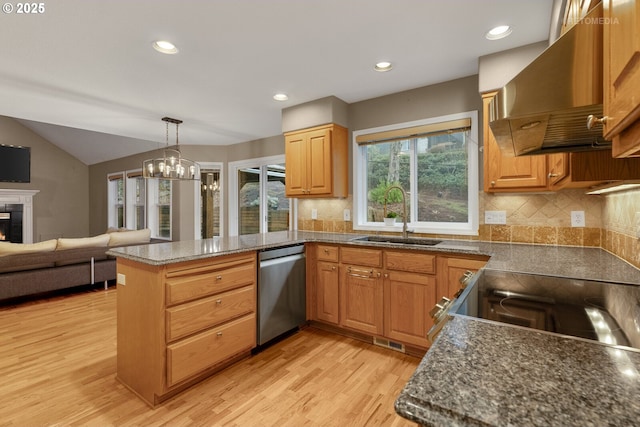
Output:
[0,288,420,426]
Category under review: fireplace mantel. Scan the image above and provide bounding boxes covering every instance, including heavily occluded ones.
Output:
[0,189,39,243]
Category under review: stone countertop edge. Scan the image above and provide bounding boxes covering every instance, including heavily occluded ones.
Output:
[105,230,492,266]
[394,316,640,427]
[106,231,640,285]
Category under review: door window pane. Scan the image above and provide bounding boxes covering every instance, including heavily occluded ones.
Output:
[201,170,221,238]
[238,167,261,235]
[267,164,289,232]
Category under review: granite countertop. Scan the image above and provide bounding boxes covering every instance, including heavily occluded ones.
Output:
[108,231,640,285]
[395,316,640,427]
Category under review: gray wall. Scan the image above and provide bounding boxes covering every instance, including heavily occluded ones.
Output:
[478,41,547,93]
[0,116,90,241]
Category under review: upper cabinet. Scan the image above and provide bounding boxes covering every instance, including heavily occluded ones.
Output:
[284,123,348,198]
[603,0,640,157]
[483,92,553,192]
[483,92,640,192]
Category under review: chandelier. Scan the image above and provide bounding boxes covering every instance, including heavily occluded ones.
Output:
[143,117,200,180]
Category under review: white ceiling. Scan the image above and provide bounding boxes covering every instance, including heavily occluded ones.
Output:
[0,0,554,165]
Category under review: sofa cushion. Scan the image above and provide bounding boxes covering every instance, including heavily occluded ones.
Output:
[0,239,58,257]
[56,234,110,250]
[108,228,151,247]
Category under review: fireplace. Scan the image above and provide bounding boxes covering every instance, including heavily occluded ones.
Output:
[0,206,24,243]
[0,190,38,244]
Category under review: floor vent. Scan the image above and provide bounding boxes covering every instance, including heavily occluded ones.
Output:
[373,337,405,353]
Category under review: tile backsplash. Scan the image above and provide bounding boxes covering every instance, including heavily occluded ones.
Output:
[297,189,640,268]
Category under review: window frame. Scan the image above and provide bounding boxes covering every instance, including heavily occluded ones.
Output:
[125,170,146,230]
[147,178,172,240]
[107,172,125,229]
[194,162,224,239]
[228,155,296,236]
[352,111,479,236]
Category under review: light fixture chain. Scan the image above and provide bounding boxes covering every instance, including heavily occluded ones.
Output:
[165,120,169,147]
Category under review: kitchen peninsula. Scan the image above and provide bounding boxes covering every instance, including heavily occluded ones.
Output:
[109,231,640,420]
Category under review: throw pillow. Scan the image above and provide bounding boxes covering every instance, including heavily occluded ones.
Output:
[0,239,58,257]
[56,234,111,250]
[108,228,151,247]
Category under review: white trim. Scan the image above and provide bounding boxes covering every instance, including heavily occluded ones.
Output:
[352,111,479,236]
[0,189,39,243]
[195,162,224,239]
[125,169,145,230]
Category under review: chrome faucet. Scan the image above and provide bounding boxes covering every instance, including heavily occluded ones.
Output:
[383,184,412,239]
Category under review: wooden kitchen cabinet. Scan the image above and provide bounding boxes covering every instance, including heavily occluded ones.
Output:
[116,252,256,407]
[309,243,488,351]
[284,123,348,197]
[436,256,488,300]
[483,92,551,192]
[483,92,640,189]
[316,260,340,324]
[384,251,438,348]
[603,0,640,158]
[339,247,383,335]
[312,244,340,324]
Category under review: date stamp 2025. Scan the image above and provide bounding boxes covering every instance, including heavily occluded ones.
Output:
[2,2,46,14]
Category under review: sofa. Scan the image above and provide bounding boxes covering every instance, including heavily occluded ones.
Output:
[0,228,156,301]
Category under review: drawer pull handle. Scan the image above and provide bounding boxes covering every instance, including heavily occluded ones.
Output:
[217,332,223,337]
[216,275,223,280]
[216,299,222,305]
[324,249,329,254]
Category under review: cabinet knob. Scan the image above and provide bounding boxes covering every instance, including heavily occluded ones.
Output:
[217,332,223,337]
[384,273,389,278]
[216,275,222,280]
[548,173,559,178]
[587,115,608,130]
[331,266,336,271]
[490,180,496,186]
[216,299,222,305]
[324,249,329,254]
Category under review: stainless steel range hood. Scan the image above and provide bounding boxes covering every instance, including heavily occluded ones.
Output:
[488,3,609,156]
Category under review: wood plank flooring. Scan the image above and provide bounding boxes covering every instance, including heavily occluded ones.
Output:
[0,288,420,426]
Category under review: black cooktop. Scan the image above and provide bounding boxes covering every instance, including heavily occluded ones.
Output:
[452,269,640,350]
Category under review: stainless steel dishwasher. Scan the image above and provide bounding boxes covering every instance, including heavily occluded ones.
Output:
[257,244,306,346]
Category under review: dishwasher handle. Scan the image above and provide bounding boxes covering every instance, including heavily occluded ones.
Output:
[259,244,305,261]
[259,253,305,269]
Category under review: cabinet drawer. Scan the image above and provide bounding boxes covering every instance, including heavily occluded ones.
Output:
[385,251,435,274]
[317,245,339,262]
[166,313,256,387]
[166,285,256,342]
[166,260,256,306]
[340,247,382,267]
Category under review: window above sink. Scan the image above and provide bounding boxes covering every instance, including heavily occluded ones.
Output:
[352,111,480,236]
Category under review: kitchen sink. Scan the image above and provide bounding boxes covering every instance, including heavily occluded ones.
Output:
[353,236,442,246]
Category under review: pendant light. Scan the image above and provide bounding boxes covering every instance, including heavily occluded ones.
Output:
[143,117,200,180]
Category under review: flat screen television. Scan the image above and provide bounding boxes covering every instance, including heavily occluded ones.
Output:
[0,145,31,183]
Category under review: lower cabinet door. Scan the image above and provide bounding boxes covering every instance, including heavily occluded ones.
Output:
[316,261,340,324]
[166,313,255,387]
[340,266,383,335]
[384,271,436,348]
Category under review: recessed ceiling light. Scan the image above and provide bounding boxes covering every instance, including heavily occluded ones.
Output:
[152,40,179,54]
[273,93,289,101]
[485,25,512,40]
[374,61,393,72]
